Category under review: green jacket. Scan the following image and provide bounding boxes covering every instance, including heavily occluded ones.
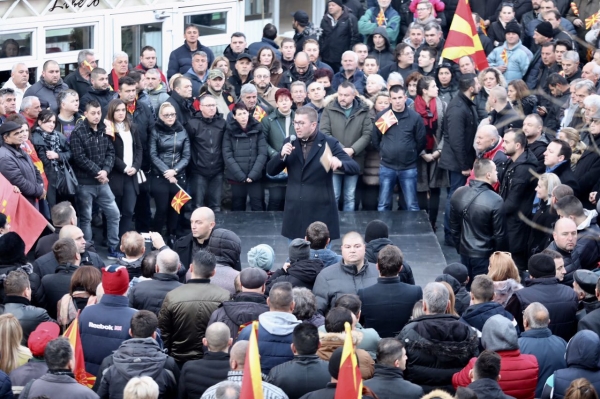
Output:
[262,109,296,159]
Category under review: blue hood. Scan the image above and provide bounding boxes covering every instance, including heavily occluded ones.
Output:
[566,330,600,370]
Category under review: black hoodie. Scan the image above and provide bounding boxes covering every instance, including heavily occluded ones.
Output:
[208,292,269,340]
[367,27,394,70]
[265,258,325,294]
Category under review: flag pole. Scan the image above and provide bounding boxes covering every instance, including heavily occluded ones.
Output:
[174,183,192,199]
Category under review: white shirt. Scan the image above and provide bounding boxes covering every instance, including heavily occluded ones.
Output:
[2,78,31,111]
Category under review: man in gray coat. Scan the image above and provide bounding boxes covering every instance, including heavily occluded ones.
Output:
[23,60,68,113]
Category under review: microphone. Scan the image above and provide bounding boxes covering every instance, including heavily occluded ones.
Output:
[283,135,296,162]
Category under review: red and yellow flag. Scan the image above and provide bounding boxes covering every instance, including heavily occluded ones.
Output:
[240,321,263,399]
[334,322,362,399]
[63,314,96,388]
[501,48,508,65]
[171,188,191,214]
[441,0,489,71]
[376,9,386,26]
[253,105,267,122]
[586,11,600,29]
[375,109,398,135]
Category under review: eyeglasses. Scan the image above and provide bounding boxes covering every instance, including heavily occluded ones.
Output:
[162,113,176,118]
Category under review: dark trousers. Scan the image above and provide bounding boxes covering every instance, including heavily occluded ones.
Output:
[151,175,186,236]
[190,173,223,212]
[114,176,137,238]
[460,255,490,290]
[267,186,286,211]
[134,182,152,233]
[444,171,468,240]
[231,181,263,211]
[418,187,441,228]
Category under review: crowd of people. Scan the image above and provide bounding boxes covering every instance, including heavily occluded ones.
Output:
[0,0,600,397]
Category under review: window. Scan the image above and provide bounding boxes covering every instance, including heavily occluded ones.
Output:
[121,23,162,69]
[185,12,228,35]
[58,62,79,79]
[207,44,227,58]
[46,26,94,53]
[0,32,33,59]
[245,0,273,21]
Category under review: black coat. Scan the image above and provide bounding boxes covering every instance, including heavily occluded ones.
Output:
[0,143,43,207]
[439,93,478,173]
[208,292,269,340]
[474,90,490,122]
[266,132,360,240]
[527,200,557,256]
[319,7,361,66]
[127,273,182,315]
[364,238,415,284]
[0,264,44,307]
[468,378,516,399]
[265,259,324,294]
[499,150,539,253]
[40,263,78,319]
[579,308,600,337]
[268,355,331,399]
[358,277,423,338]
[79,87,118,118]
[222,117,268,182]
[490,103,523,137]
[460,301,516,333]
[149,119,190,177]
[30,127,71,184]
[0,295,54,345]
[108,125,143,196]
[128,99,155,172]
[278,66,315,90]
[450,180,509,258]
[165,91,194,127]
[363,364,424,399]
[178,351,230,399]
[33,250,104,279]
[550,161,580,196]
[63,69,92,100]
[185,112,227,177]
[529,137,549,172]
[573,134,600,208]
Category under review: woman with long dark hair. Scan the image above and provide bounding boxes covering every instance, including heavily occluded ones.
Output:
[254,46,283,87]
[56,266,101,329]
[30,109,72,209]
[105,99,143,238]
[436,63,458,105]
[507,79,537,117]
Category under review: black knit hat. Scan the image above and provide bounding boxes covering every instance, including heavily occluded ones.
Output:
[535,21,554,39]
[365,220,389,243]
[289,238,310,262]
[328,0,343,7]
[505,21,522,36]
[443,263,469,285]
[528,253,555,278]
[0,232,26,265]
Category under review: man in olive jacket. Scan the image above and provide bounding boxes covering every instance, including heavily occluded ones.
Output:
[321,81,372,211]
[158,250,230,368]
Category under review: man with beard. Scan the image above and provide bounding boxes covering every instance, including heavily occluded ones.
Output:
[228,53,253,98]
[250,65,278,110]
[24,60,68,113]
[1,63,31,111]
[303,40,333,73]
[534,42,559,95]
[523,114,549,169]
[79,68,118,119]
[166,76,194,126]
[540,73,570,133]
[200,69,235,118]
[279,52,315,90]
[64,50,96,99]
[292,11,322,55]
[223,33,248,65]
[135,45,167,85]
[145,68,170,114]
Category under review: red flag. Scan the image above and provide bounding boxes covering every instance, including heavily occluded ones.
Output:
[63,313,96,388]
[335,322,362,399]
[441,0,489,71]
[0,173,47,253]
[240,321,263,399]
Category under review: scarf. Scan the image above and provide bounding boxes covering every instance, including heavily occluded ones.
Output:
[21,139,49,189]
[126,100,136,115]
[41,130,60,169]
[414,96,438,150]
[111,69,123,91]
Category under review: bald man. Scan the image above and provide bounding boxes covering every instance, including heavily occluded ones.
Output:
[179,322,232,398]
[546,218,600,285]
[173,207,242,274]
[33,225,105,279]
[487,86,523,136]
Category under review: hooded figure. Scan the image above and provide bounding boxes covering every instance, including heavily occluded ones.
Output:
[453,315,539,399]
[435,274,469,315]
[265,239,324,294]
[366,27,394,70]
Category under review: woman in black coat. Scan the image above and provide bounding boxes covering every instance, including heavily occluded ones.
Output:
[527,173,561,256]
[222,103,268,211]
[0,232,44,306]
[150,102,190,242]
[0,121,44,209]
[30,109,72,209]
[487,4,519,46]
[105,99,143,238]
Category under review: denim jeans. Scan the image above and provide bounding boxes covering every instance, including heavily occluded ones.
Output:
[377,165,419,211]
[444,171,468,239]
[190,173,223,212]
[77,184,121,249]
[332,173,359,211]
[460,255,490,290]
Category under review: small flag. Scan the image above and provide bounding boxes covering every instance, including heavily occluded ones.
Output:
[586,11,600,29]
[240,321,264,399]
[64,313,96,388]
[171,188,191,214]
[376,9,386,26]
[480,20,487,35]
[375,109,398,135]
[334,322,362,399]
[570,2,579,16]
[103,119,115,140]
[82,60,94,72]
[253,105,267,122]
[501,48,508,65]
[559,70,566,77]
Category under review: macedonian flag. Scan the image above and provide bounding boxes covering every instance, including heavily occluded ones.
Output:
[375,109,398,135]
[334,322,362,399]
[441,0,489,71]
[171,188,191,214]
[253,105,267,122]
[501,48,508,65]
[240,321,264,399]
[586,11,600,29]
[64,313,96,388]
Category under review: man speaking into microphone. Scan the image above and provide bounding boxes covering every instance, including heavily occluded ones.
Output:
[267,106,359,241]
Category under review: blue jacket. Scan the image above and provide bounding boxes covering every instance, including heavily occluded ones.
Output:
[331,69,366,94]
[519,327,567,398]
[487,40,533,82]
[79,294,137,376]
[248,38,282,60]
[310,248,341,267]
[167,41,215,79]
[184,68,208,98]
[0,370,12,399]
[460,302,517,333]
[237,311,300,375]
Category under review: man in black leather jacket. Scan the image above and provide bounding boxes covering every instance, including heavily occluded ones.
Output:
[450,158,508,286]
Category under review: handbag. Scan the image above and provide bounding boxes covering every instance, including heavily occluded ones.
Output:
[136,169,147,184]
[55,160,78,196]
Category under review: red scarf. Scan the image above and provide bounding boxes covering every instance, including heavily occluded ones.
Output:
[127,100,136,115]
[111,69,123,91]
[414,95,438,129]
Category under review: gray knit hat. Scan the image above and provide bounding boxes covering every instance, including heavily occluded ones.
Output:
[247,244,275,271]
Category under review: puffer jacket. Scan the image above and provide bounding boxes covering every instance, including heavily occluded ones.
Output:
[127,273,181,315]
[185,111,227,177]
[313,261,379,315]
[450,180,509,258]
[0,296,54,345]
[237,311,301,374]
[0,142,43,207]
[23,78,68,113]
[365,237,415,284]
[97,338,177,399]
[265,259,324,294]
[321,95,372,172]
[147,83,170,113]
[310,249,342,268]
[398,314,480,393]
[543,330,600,399]
[206,228,242,271]
[222,117,268,182]
[157,279,230,363]
[278,65,315,90]
[317,330,375,379]
[263,109,295,159]
[460,302,516,333]
[319,7,361,66]
[488,41,533,82]
[268,355,331,399]
[149,119,190,178]
[208,292,269,340]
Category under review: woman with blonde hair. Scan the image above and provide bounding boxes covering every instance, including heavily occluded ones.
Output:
[528,173,561,256]
[123,376,159,399]
[558,127,587,170]
[0,314,32,374]
[488,251,523,306]
[565,378,599,399]
[439,281,459,316]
